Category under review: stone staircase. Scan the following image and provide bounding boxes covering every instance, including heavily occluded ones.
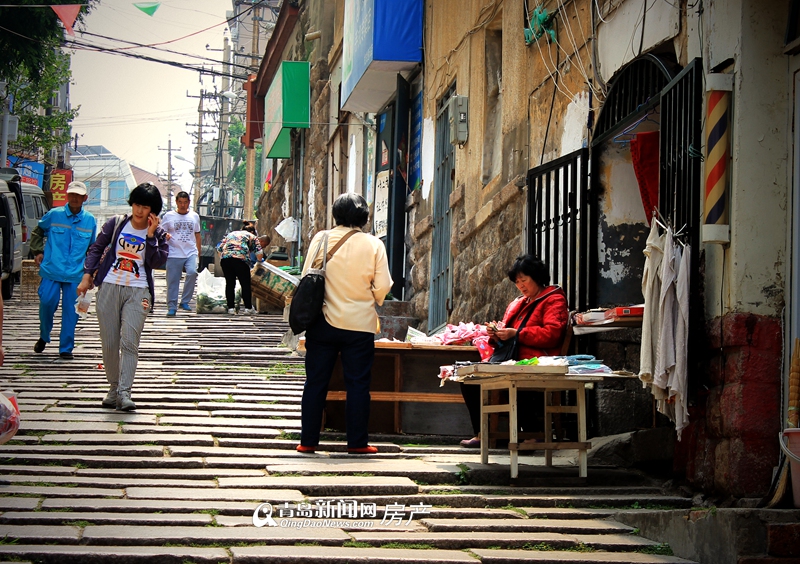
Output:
[0,272,696,563]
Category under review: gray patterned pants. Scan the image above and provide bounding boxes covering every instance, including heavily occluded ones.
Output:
[96,283,150,396]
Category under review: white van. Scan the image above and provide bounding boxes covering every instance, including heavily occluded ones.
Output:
[0,179,24,299]
[21,182,49,258]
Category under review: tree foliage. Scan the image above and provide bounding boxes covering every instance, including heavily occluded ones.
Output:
[0,0,97,83]
[8,48,78,158]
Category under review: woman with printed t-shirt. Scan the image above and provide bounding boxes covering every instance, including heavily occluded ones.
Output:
[78,183,169,412]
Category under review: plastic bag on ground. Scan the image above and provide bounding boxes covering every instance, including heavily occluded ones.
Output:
[196,268,239,313]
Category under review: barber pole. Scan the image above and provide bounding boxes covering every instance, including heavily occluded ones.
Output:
[702,79,732,244]
[704,90,729,224]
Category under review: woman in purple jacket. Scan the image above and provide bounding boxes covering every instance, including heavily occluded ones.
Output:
[78,183,169,411]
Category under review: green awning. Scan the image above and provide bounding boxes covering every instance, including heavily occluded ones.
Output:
[263,61,310,158]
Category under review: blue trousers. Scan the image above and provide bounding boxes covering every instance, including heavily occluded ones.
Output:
[301,316,375,448]
[165,255,198,310]
[38,278,79,354]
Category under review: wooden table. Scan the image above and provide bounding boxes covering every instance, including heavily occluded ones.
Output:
[299,339,480,434]
[458,364,605,479]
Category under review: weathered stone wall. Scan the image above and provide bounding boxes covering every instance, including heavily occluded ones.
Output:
[674,313,783,497]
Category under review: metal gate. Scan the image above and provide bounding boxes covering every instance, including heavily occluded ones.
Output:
[428,86,456,332]
[526,148,593,313]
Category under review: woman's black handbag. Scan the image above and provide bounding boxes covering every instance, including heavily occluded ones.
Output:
[487,301,537,363]
[288,230,357,334]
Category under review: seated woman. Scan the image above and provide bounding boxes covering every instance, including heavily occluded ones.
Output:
[460,254,569,448]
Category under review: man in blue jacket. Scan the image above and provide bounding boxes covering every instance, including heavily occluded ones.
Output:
[30,181,97,360]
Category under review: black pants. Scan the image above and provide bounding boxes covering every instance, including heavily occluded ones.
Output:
[460,383,544,436]
[220,257,252,309]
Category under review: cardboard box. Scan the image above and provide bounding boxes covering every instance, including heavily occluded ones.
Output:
[605,306,644,319]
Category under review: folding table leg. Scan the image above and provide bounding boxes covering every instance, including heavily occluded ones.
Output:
[480,385,489,465]
[544,389,553,467]
[577,384,587,478]
[509,383,518,479]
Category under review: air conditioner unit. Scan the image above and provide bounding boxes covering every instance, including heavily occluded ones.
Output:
[448,95,468,145]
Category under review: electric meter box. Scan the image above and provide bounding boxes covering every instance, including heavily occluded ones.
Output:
[448,95,469,145]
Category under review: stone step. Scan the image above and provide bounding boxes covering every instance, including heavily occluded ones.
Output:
[39,433,216,446]
[214,475,420,497]
[229,545,480,563]
[0,474,218,489]
[0,511,213,526]
[40,497,266,515]
[470,549,694,562]
[0,545,229,564]
[348,530,664,551]
[420,518,633,535]
[0,453,205,468]
[80,523,351,545]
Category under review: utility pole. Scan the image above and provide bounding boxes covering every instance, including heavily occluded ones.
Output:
[243,4,261,221]
[0,82,10,166]
[194,93,204,212]
[158,138,181,211]
[220,37,231,184]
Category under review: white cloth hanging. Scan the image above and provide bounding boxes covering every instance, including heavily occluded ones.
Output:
[639,221,665,385]
[654,228,677,391]
[670,243,691,439]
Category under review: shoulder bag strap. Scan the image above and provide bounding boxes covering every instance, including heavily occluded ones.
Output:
[515,299,538,332]
[308,232,329,272]
[325,229,358,262]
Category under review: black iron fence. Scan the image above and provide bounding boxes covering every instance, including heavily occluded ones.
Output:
[526,148,594,314]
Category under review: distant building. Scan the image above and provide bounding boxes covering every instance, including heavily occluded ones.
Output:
[71,145,165,224]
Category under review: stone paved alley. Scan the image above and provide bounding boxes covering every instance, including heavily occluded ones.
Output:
[0,272,695,563]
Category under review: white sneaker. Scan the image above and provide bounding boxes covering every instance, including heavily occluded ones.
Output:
[243,307,257,315]
[227,308,236,315]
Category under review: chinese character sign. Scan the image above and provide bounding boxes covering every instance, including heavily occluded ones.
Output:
[374,170,390,238]
[50,169,72,207]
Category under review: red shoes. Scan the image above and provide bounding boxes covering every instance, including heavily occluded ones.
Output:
[347,445,378,454]
[296,444,316,453]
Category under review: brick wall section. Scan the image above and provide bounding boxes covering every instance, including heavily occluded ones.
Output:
[675,313,783,497]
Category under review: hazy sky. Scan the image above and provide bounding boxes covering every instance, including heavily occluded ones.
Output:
[70,0,235,191]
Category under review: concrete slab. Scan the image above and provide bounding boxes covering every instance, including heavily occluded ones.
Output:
[19,421,119,433]
[0,453,204,469]
[231,545,477,563]
[0,525,80,544]
[0,445,165,457]
[420,518,633,534]
[0,544,230,563]
[0,464,76,475]
[81,523,350,545]
[214,514,427,531]
[160,415,300,428]
[0,511,212,527]
[39,433,215,446]
[0,474,217,489]
[124,487,304,502]
[471,549,695,562]
[0,497,40,511]
[41,497,260,516]
[122,424,282,437]
[74,467,265,479]
[217,475,420,497]
[19,412,158,424]
[0,486,124,498]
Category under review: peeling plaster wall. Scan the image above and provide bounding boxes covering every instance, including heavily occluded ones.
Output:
[595,145,648,306]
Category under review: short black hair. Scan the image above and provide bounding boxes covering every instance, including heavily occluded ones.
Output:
[242,223,256,234]
[128,183,163,216]
[507,254,550,287]
[175,191,190,201]
[332,193,369,228]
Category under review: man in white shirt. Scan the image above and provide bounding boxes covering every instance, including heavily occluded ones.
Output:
[162,191,201,316]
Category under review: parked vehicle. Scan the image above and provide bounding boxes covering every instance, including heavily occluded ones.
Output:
[0,178,24,299]
[20,182,49,258]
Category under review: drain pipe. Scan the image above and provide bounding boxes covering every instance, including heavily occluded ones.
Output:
[295,129,305,267]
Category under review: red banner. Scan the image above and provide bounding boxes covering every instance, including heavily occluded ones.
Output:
[50,169,72,207]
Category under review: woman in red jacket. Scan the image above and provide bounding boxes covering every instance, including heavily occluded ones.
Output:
[460,254,569,448]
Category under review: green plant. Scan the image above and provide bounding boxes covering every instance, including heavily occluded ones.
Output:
[343,541,371,548]
[501,504,527,517]
[211,394,236,403]
[638,543,673,555]
[64,520,93,527]
[456,463,470,485]
[379,542,434,550]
